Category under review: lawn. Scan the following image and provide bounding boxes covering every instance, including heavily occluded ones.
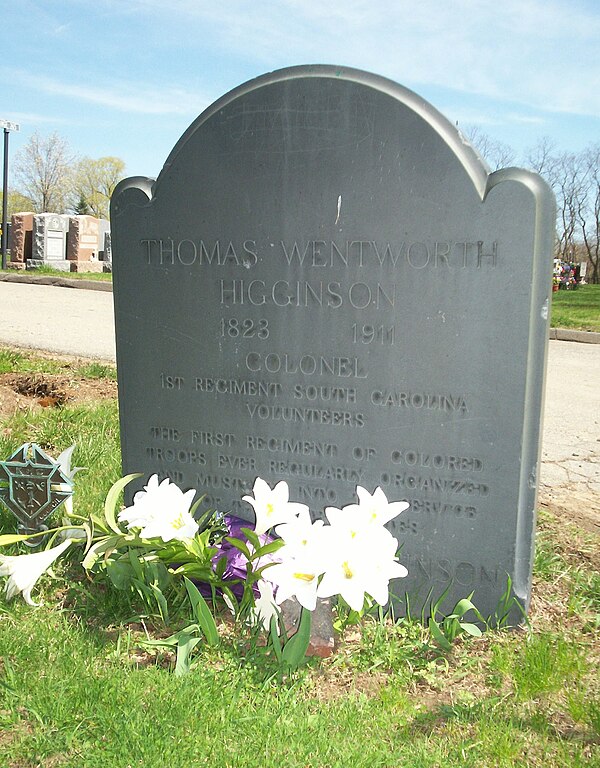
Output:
[550,284,600,332]
[0,266,112,282]
[0,349,598,767]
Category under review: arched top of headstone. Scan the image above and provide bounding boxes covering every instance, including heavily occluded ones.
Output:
[113,65,551,218]
[161,65,489,195]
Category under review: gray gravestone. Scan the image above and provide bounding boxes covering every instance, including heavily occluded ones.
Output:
[101,230,112,272]
[111,66,554,621]
[29,213,70,270]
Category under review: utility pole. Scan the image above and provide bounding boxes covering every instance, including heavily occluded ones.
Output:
[1,119,20,270]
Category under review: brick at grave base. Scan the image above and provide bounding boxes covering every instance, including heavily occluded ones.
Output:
[70,261,104,273]
[280,597,335,658]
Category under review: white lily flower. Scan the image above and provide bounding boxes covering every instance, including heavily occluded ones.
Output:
[53,444,84,516]
[118,475,199,542]
[0,539,73,606]
[55,444,85,481]
[274,511,328,569]
[317,525,408,611]
[326,486,409,534]
[242,478,308,536]
[249,579,280,632]
[266,555,322,611]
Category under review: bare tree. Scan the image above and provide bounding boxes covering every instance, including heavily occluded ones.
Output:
[553,152,585,263]
[526,139,591,270]
[13,132,75,213]
[524,137,560,186]
[462,126,516,171]
[577,144,600,283]
[73,156,125,219]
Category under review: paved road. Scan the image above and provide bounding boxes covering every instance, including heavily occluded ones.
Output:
[0,281,599,521]
[0,281,116,360]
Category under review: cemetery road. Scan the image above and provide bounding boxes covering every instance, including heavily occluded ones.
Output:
[0,281,116,360]
[0,280,598,532]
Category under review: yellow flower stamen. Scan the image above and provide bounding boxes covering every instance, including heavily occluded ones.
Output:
[293,572,315,583]
[266,502,274,517]
[342,561,354,579]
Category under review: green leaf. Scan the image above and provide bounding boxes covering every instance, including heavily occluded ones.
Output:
[241,527,260,551]
[128,549,144,579]
[430,583,452,619]
[170,563,215,582]
[188,496,204,517]
[459,622,483,638]
[214,555,227,579]
[270,615,282,663]
[251,539,284,559]
[221,585,239,616]
[82,521,93,553]
[184,577,219,646]
[105,559,134,589]
[149,583,169,623]
[140,625,197,650]
[452,593,477,618]
[104,473,143,535]
[281,606,312,671]
[175,633,202,677]
[81,535,125,570]
[428,618,452,652]
[225,536,252,561]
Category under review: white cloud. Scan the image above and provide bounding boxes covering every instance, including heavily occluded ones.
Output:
[127,0,600,118]
[5,69,206,116]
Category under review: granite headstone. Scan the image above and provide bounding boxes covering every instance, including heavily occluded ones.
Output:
[8,212,34,268]
[67,215,104,272]
[111,66,554,620]
[30,213,70,270]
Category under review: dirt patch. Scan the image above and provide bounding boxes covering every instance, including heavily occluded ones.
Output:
[0,372,117,420]
[539,486,600,538]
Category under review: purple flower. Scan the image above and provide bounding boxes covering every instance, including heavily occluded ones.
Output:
[212,515,280,597]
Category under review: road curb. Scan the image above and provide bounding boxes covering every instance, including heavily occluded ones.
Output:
[548,328,600,344]
[2,272,599,343]
[0,273,112,292]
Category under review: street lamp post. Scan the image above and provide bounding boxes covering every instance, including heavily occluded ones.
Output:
[1,119,20,270]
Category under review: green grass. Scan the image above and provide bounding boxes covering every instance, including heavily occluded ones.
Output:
[0,348,116,379]
[0,349,598,767]
[550,284,600,332]
[1,265,112,281]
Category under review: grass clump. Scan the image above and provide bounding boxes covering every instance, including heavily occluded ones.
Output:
[0,348,116,379]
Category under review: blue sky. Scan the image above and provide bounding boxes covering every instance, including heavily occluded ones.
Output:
[2,0,599,179]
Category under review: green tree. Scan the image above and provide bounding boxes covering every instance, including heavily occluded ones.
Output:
[73,191,91,215]
[0,190,36,217]
[74,156,125,219]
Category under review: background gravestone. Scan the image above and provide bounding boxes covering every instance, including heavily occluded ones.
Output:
[67,215,103,272]
[111,66,554,620]
[8,212,34,268]
[30,213,70,270]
